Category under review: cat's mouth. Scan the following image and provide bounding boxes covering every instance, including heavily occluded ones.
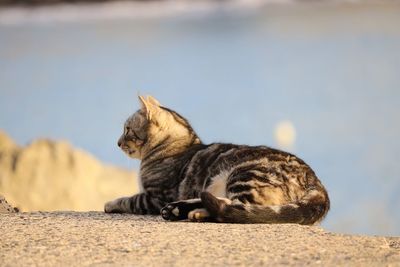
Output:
[121,146,135,155]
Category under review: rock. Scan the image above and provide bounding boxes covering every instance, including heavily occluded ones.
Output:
[0,212,399,266]
[0,130,137,211]
[0,195,18,213]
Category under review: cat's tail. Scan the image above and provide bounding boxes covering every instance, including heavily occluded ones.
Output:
[200,190,329,225]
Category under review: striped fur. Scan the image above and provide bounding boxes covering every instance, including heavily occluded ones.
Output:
[104,95,330,225]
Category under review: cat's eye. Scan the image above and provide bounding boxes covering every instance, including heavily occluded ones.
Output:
[131,129,140,140]
[125,126,141,141]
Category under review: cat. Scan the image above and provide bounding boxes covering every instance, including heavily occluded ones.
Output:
[104,95,330,224]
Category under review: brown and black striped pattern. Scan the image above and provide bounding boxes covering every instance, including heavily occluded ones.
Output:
[104,95,330,225]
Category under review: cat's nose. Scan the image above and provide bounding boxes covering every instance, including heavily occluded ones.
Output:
[117,140,122,147]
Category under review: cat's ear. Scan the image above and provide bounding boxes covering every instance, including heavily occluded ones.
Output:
[147,95,161,107]
[138,95,159,121]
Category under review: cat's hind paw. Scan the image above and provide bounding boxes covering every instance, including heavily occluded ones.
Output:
[160,204,182,221]
[188,208,210,222]
[161,199,204,221]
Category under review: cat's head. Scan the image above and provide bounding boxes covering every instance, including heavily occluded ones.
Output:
[118,95,200,159]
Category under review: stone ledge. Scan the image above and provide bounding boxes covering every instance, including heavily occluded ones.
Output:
[1,211,399,266]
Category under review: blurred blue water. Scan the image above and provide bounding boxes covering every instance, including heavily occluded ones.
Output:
[1,3,400,236]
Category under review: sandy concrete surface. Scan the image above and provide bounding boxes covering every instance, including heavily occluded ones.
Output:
[1,211,399,267]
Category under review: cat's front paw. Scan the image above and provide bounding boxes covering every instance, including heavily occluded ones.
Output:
[104,199,122,213]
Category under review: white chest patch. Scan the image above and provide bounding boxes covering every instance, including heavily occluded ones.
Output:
[206,170,230,198]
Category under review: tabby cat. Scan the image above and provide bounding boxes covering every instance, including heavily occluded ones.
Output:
[104,95,330,224]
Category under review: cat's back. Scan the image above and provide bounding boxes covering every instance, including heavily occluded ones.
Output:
[179,143,320,199]
[186,142,310,174]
